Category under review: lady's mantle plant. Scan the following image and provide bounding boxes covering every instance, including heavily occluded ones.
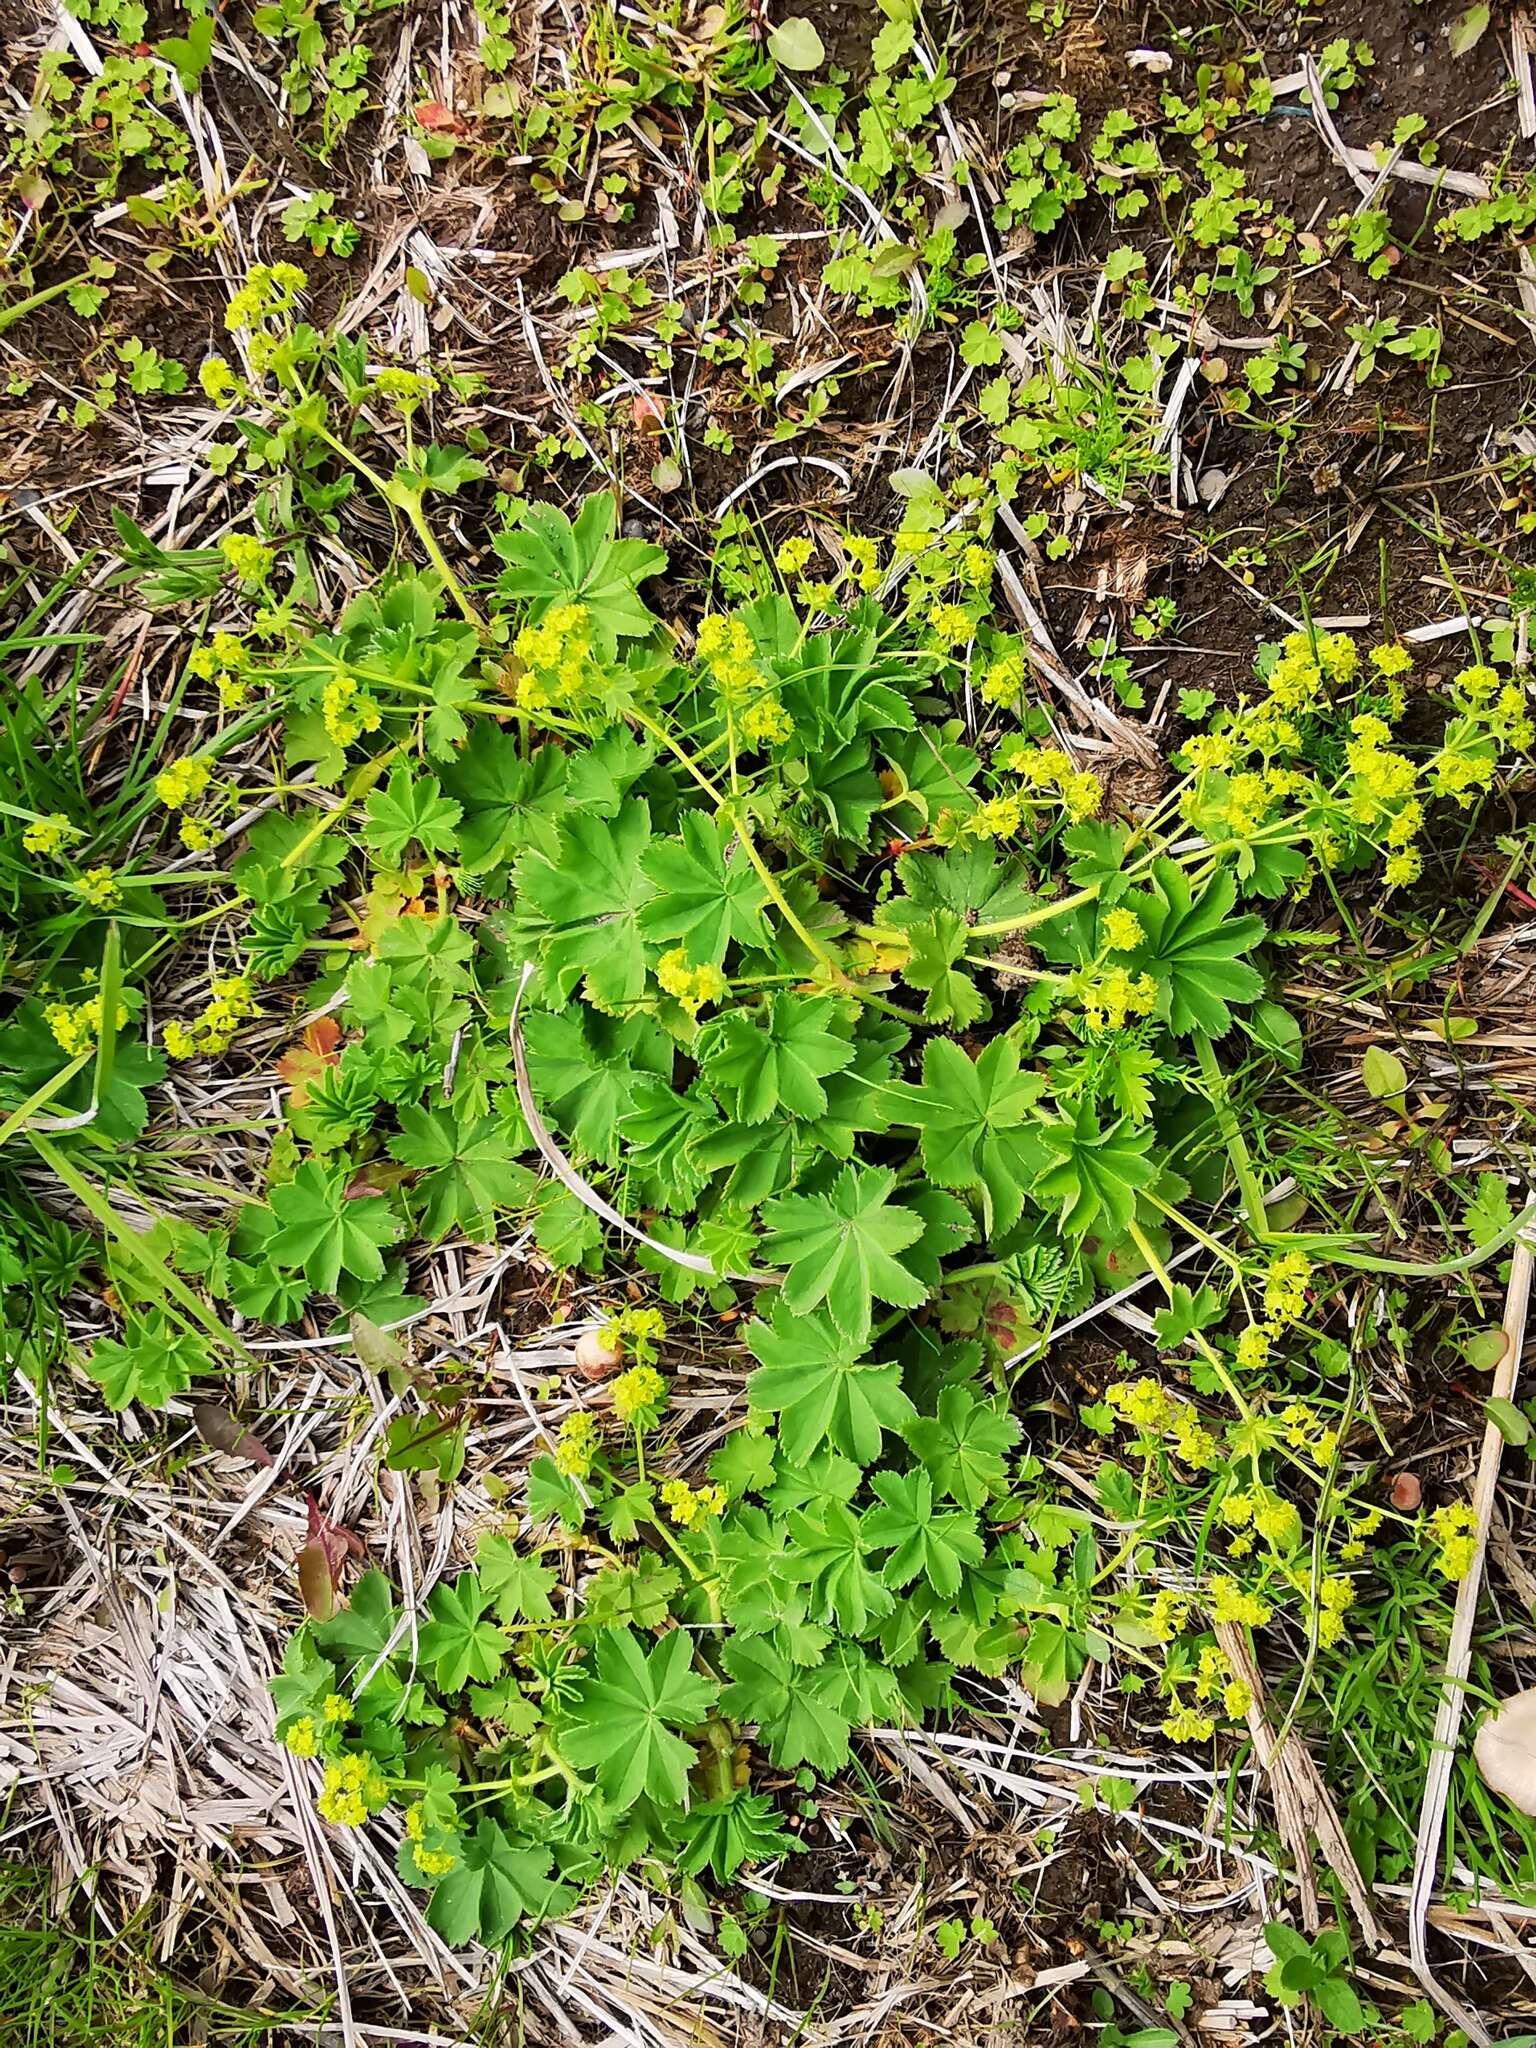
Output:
[50,432,1523,1942]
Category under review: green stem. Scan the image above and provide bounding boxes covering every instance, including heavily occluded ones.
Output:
[1193,1030,1272,1242]
[311,421,483,628]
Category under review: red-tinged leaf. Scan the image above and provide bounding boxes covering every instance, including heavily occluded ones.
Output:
[631,392,666,434]
[192,1401,274,1467]
[306,1491,364,1576]
[298,1541,337,1620]
[415,99,465,133]
[276,1015,342,1106]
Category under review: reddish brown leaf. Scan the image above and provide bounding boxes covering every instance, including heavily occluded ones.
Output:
[306,1491,364,1575]
[192,1401,275,1467]
[631,392,667,434]
[276,1015,342,1106]
[1389,1471,1422,1511]
[415,99,465,134]
[297,1542,337,1620]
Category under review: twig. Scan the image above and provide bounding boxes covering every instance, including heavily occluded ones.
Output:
[1408,1221,1536,2047]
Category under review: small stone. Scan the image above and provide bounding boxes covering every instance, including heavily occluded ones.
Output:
[1197,468,1230,507]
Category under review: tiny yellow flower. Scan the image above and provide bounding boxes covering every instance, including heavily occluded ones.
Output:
[23,813,79,857]
[220,533,274,583]
[611,1364,666,1428]
[1102,908,1144,953]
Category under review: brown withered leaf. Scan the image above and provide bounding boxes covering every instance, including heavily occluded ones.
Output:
[276,1015,342,1107]
[192,1401,274,1467]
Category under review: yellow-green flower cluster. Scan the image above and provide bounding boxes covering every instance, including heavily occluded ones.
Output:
[1078,966,1157,1034]
[77,867,121,909]
[220,533,274,584]
[374,366,437,407]
[1261,1251,1312,1327]
[22,813,79,857]
[282,1716,319,1758]
[162,972,256,1060]
[555,1409,598,1478]
[1162,1701,1217,1742]
[1102,908,1144,952]
[1164,1642,1252,1735]
[45,994,128,1056]
[1278,1399,1339,1465]
[611,1364,667,1428]
[927,601,976,647]
[323,672,382,749]
[1429,1500,1478,1581]
[154,757,212,811]
[1208,1575,1271,1627]
[200,357,241,406]
[1104,1378,1218,1469]
[980,650,1027,707]
[513,602,602,715]
[1146,1589,1190,1643]
[657,947,729,1015]
[839,532,882,595]
[996,742,1102,823]
[188,631,251,709]
[659,1476,728,1529]
[697,613,793,746]
[404,1798,458,1876]
[1314,1572,1355,1647]
[600,1304,667,1365]
[774,537,815,576]
[317,1752,389,1828]
[225,261,307,334]
[1221,1485,1301,1555]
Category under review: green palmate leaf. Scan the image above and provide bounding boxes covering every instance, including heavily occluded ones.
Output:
[388,1105,533,1240]
[893,911,989,1028]
[719,1633,852,1772]
[762,1163,927,1347]
[1152,1282,1224,1350]
[785,1500,894,1634]
[886,1035,1045,1235]
[892,843,1038,927]
[439,725,574,872]
[424,1817,571,1944]
[1126,859,1266,1037]
[362,762,462,868]
[563,1627,718,1809]
[493,493,666,656]
[87,1315,211,1411]
[862,1468,984,1596]
[511,802,655,1009]
[637,812,769,965]
[417,1571,511,1691]
[620,1076,719,1205]
[310,1568,401,1670]
[1029,1099,1157,1240]
[676,1790,795,1881]
[267,1161,401,1294]
[475,1533,557,1624]
[747,1304,916,1465]
[902,1386,1020,1510]
[523,1009,666,1163]
[699,994,855,1125]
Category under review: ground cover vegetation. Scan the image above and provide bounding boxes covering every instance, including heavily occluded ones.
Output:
[5,0,1536,2041]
